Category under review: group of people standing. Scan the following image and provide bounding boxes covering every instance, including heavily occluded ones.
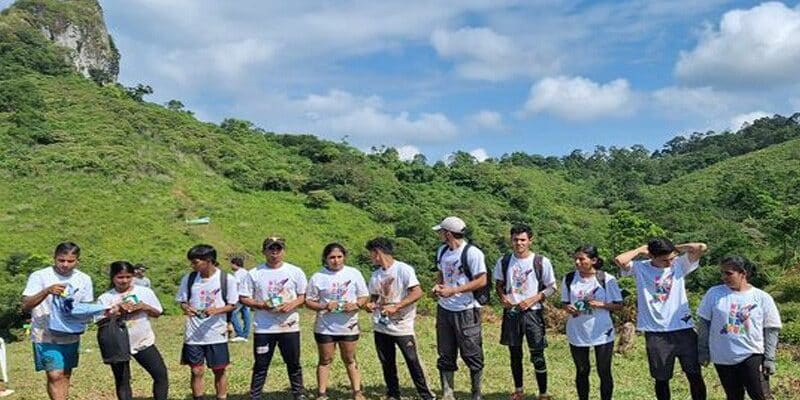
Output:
[21,215,782,400]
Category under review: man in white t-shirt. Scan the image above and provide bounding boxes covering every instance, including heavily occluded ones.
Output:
[176,244,238,400]
[614,238,708,400]
[364,237,435,400]
[133,264,151,288]
[21,242,93,400]
[228,256,251,342]
[494,224,557,400]
[431,216,487,400]
[239,236,309,400]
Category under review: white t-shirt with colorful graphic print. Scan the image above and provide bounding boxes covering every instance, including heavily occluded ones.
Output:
[233,268,249,293]
[368,261,420,336]
[698,285,782,365]
[176,268,239,345]
[493,253,556,311]
[437,242,487,312]
[240,262,307,334]
[561,272,623,346]
[623,254,698,332]
[97,285,163,353]
[307,266,369,335]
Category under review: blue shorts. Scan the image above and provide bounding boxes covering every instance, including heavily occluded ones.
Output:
[33,342,80,372]
[180,343,230,370]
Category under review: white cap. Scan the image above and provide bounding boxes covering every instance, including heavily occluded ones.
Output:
[432,216,466,233]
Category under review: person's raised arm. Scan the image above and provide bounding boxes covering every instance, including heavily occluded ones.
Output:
[614,245,649,272]
[675,243,708,263]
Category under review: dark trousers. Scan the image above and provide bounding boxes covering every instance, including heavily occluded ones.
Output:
[110,345,169,400]
[250,332,304,400]
[375,331,435,400]
[435,306,484,372]
[715,354,767,400]
[570,342,614,400]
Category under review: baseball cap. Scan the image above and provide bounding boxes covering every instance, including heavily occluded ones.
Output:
[432,216,466,233]
[262,236,286,251]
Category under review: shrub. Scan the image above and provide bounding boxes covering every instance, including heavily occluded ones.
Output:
[779,302,800,324]
[780,320,800,345]
[305,190,334,209]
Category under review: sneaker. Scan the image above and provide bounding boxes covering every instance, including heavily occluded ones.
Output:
[229,336,248,343]
[510,391,525,400]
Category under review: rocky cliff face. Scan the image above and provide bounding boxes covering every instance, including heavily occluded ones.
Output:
[14,0,120,83]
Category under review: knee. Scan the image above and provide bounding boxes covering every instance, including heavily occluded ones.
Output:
[318,354,334,366]
[190,367,205,378]
[341,353,357,366]
[531,350,547,372]
[47,371,67,383]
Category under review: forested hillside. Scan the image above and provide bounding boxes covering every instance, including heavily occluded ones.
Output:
[2,0,800,344]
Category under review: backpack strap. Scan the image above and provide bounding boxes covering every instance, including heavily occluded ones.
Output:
[460,243,474,280]
[186,271,199,302]
[533,254,544,293]
[501,253,513,294]
[220,269,228,303]
[565,270,576,302]
[596,270,606,290]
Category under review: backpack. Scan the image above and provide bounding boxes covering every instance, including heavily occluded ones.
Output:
[564,270,606,302]
[186,269,229,304]
[500,253,545,294]
[96,317,130,364]
[437,243,491,305]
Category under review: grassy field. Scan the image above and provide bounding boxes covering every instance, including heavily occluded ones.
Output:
[5,311,800,400]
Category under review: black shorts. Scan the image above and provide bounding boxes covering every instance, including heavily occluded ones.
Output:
[314,333,360,344]
[644,328,701,380]
[500,308,547,350]
[180,343,230,370]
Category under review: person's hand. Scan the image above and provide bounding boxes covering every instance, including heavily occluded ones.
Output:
[698,351,710,367]
[436,286,457,298]
[639,245,650,257]
[276,302,296,313]
[382,304,400,316]
[325,301,339,312]
[204,307,221,317]
[763,359,776,375]
[588,300,605,309]
[181,304,198,317]
[343,302,360,312]
[47,284,67,296]
[364,302,377,313]
[500,295,514,310]
[121,302,145,313]
[564,304,580,317]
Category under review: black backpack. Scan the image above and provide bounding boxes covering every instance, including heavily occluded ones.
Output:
[96,317,130,364]
[437,243,491,305]
[188,269,232,322]
[564,270,606,302]
[500,253,545,294]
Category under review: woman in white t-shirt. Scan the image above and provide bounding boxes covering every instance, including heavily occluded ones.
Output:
[697,256,782,400]
[305,243,369,400]
[561,245,623,400]
[96,261,168,400]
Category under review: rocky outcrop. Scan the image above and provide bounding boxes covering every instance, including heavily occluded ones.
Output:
[16,0,120,83]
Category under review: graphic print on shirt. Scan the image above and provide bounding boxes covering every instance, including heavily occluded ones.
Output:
[198,288,220,310]
[721,302,758,335]
[574,287,599,315]
[376,276,397,326]
[443,260,462,286]
[510,264,532,295]
[651,272,674,303]
[329,280,351,302]
[265,278,290,302]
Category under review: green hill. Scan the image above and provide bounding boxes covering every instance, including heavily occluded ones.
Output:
[2,0,800,342]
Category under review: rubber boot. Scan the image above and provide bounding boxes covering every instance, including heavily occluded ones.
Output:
[440,371,455,400]
[470,369,483,400]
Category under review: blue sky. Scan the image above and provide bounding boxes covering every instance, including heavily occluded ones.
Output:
[5,0,800,162]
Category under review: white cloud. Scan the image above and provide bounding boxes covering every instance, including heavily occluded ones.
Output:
[469,148,490,162]
[729,111,770,132]
[676,2,800,88]
[469,110,504,130]
[430,27,558,81]
[298,89,458,144]
[396,145,422,161]
[652,86,735,118]
[523,76,635,121]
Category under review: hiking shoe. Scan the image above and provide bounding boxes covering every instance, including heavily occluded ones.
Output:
[510,391,525,400]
